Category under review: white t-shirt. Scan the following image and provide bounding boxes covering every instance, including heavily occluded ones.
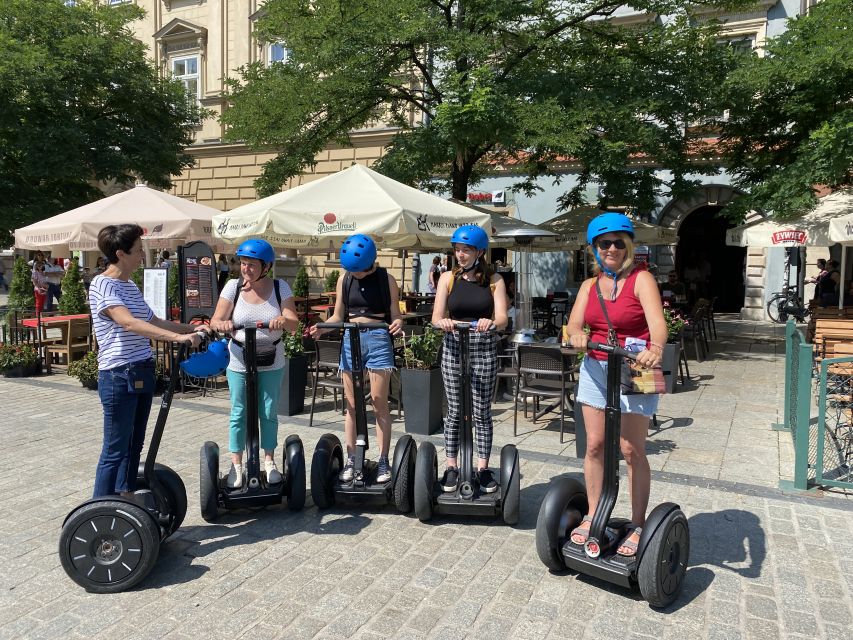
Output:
[222,278,293,372]
[89,275,154,370]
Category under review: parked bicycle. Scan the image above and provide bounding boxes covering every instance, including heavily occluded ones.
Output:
[766,286,809,324]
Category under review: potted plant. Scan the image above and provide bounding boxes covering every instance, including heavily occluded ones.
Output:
[401,326,444,435]
[662,303,686,393]
[67,350,98,389]
[324,269,340,293]
[278,322,308,416]
[0,343,41,377]
[293,265,310,298]
[58,259,87,315]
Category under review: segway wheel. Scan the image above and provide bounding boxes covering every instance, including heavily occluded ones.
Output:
[59,500,160,594]
[499,444,521,525]
[199,441,221,522]
[311,434,342,509]
[535,475,588,571]
[135,463,187,537]
[284,435,306,512]
[638,509,690,608]
[391,435,416,513]
[413,441,437,522]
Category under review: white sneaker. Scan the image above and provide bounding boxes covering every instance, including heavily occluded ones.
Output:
[339,456,355,482]
[227,463,243,489]
[376,457,391,483]
[265,459,282,484]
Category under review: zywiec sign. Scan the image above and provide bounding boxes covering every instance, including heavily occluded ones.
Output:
[467,192,492,204]
[771,230,807,245]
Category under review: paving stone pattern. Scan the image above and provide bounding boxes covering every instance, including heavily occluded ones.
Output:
[1,316,852,639]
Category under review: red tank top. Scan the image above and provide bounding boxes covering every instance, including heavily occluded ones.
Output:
[584,268,650,361]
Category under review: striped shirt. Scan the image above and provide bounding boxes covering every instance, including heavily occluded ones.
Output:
[224,278,293,373]
[89,274,154,370]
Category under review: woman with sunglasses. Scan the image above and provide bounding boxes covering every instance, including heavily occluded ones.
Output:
[565,213,667,557]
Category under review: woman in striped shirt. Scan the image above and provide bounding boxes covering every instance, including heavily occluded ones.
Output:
[88,224,210,498]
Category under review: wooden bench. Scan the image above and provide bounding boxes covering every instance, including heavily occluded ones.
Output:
[807,306,853,342]
[812,316,853,370]
[44,319,91,373]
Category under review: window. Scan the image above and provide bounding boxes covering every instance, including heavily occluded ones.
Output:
[718,34,756,55]
[171,55,200,104]
[268,43,290,65]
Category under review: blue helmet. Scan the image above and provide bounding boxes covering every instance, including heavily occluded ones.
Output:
[586,212,635,245]
[451,225,489,251]
[236,238,275,265]
[180,338,230,378]
[340,234,376,272]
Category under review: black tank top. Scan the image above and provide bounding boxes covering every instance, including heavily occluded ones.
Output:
[447,277,494,321]
[345,268,389,321]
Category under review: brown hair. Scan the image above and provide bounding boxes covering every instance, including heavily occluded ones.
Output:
[451,258,493,287]
[97,224,145,264]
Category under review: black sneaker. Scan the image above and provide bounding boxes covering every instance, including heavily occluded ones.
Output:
[440,466,459,492]
[475,468,498,494]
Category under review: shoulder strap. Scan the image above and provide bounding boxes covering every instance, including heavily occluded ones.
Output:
[343,272,353,319]
[594,279,618,346]
[229,278,244,321]
[274,279,281,307]
[447,273,456,294]
[378,267,391,319]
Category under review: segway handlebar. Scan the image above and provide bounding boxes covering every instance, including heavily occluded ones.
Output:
[587,341,638,361]
[231,321,272,330]
[427,321,497,332]
[317,321,389,330]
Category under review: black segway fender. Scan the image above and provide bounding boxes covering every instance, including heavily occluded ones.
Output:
[499,444,521,525]
[535,474,588,571]
[199,441,221,522]
[311,433,343,509]
[284,435,306,511]
[635,501,681,565]
[61,495,144,528]
[391,434,416,513]
[136,462,188,537]
[413,441,437,522]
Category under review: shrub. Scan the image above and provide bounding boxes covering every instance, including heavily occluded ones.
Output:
[282,322,305,358]
[402,326,443,370]
[0,343,39,371]
[59,259,87,314]
[324,269,340,293]
[67,350,99,386]
[8,256,34,311]
[293,265,309,297]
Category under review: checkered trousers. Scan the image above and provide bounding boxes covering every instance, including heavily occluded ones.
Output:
[440,331,498,461]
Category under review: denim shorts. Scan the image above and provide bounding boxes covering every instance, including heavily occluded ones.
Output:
[575,355,659,417]
[339,327,395,372]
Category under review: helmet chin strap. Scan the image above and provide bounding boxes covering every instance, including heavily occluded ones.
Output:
[460,251,484,274]
[241,264,270,289]
[594,252,619,300]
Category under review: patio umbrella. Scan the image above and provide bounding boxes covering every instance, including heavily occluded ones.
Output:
[543,207,678,246]
[212,164,491,250]
[14,184,226,254]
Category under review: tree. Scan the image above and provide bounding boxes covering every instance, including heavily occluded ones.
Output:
[59,260,87,315]
[720,0,853,222]
[292,265,310,298]
[223,0,745,211]
[0,0,204,246]
[7,257,34,312]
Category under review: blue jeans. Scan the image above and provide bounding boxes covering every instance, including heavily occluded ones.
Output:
[44,282,61,311]
[92,364,155,498]
[226,367,285,453]
[339,328,395,372]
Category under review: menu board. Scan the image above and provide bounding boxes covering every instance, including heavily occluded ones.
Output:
[178,241,218,322]
[143,268,169,320]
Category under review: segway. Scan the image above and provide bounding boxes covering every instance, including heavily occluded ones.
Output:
[414,322,520,525]
[58,342,196,593]
[199,322,306,521]
[310,322,417,512]
[535,341,689,608]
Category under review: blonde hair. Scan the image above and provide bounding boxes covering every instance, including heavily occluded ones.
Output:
[587,232,636,277]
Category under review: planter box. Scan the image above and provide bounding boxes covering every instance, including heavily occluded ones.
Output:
[81,379,99,391]
[2,362,41,378]
[661,342,681,394]
[402,367,444,435]
[278,355,307,416]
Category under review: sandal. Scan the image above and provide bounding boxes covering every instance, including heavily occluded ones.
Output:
[616,525,643,557]
[570,515,593,545]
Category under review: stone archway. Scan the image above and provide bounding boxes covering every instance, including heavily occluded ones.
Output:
[655,185,766,317]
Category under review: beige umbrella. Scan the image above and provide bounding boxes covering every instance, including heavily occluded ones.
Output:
[14,184,225,253]
[212,164,491,250]
[543,206,678,245]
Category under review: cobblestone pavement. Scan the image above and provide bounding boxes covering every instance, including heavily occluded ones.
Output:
[2,317,852,639]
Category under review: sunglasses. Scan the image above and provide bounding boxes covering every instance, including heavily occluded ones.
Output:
[596,239,626,250]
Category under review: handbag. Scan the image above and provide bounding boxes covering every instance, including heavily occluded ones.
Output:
[594,280,666,395]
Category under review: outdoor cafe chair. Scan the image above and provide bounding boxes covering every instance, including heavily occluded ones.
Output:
[309,339,344,428]
[513,344,576,443]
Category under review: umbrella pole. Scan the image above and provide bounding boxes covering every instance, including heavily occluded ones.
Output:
[401,249,407,293]
[840,247,847,310]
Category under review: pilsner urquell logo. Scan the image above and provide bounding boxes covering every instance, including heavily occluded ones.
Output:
[771,230,807,245]
[317,212,356,234]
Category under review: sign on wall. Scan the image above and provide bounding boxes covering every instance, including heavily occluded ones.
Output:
[143,268,169,320]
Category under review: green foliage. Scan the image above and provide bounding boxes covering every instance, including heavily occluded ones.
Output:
[67,349,98,385]
[720,0,853,221]
[0,343,39,371]
[282,322,305,358]
[168,265,180,307]
[324,269,340,293]
[293,265,309,297]
[403,326,443,370]
[663,304,686,343]
[7,257,34,311]
[130,267,143,289]
[0,0,205,246]
[224,0,746,208]
[58,260,87,314]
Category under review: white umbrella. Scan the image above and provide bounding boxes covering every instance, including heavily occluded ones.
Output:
[14,184,225,253]
[544,207,678,246]
[212,164,491,250]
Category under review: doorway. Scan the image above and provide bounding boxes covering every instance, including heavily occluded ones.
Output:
[675,206,746,313]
